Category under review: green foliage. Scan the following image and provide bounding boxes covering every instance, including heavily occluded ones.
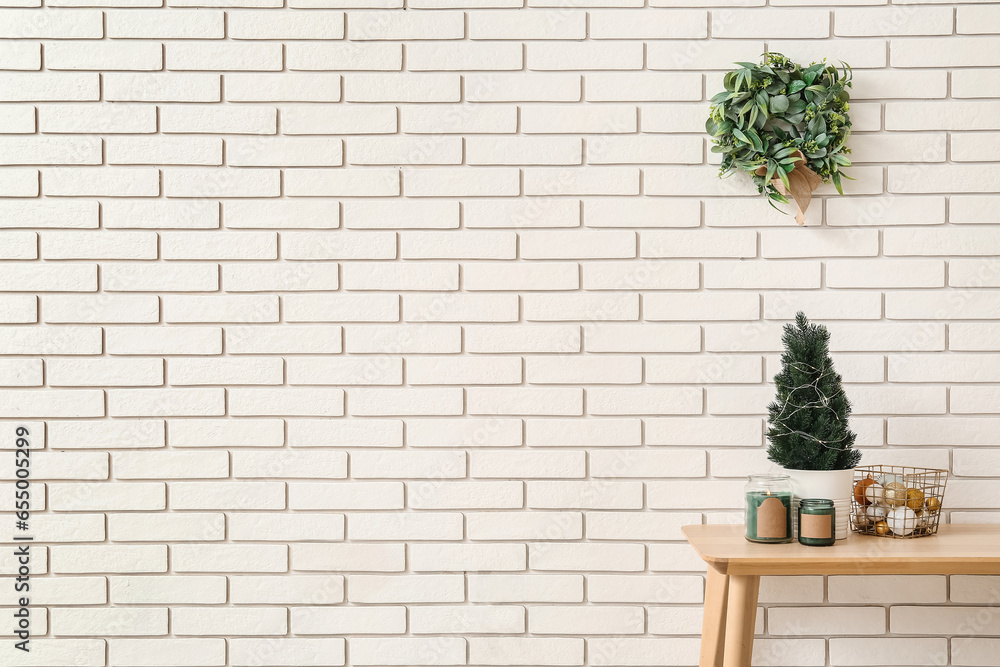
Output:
[766,312,861,471]
[706,53,854,209]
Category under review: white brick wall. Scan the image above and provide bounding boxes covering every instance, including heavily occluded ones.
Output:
[1,1,999,665]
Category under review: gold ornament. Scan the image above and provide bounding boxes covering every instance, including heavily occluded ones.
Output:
[883,482,907,508]
[926,496,941,513]
[875,521,889,536]
[906,488,925,511]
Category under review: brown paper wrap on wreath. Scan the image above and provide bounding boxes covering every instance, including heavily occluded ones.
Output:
[755,150,824,225]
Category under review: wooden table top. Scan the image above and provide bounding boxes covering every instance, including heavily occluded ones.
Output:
[683,524,1000,576]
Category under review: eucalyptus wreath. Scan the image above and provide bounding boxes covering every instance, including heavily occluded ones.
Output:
[706,52,853,209]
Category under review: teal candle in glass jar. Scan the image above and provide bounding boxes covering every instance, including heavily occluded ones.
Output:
[798,498,836,546]
[745,474,793,543]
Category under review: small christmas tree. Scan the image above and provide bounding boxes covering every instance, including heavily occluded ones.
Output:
[766,312,861,471]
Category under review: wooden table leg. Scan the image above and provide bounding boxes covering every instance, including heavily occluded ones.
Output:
[722,574,760,667]
[699,565,730,667]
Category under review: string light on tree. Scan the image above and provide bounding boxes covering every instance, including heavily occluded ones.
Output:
[766,312,861,471]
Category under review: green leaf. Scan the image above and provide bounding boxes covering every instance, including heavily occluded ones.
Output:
[765,160,777,184]
[739,69,752,92]
[788,80,807,94]
[807,114,827,137]
[802,63,823,86]
[832,170,844,196]
[769,95,789,114]
[776,166,791,194]
[768,190,790,208]
[731,127,751,145]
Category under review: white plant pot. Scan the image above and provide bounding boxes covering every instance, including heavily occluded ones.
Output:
[782,467,855,540]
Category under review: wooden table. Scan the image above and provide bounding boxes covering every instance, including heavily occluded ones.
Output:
[683,524,1000,667]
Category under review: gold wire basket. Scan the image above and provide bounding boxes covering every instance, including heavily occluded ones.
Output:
[849,465,947,539]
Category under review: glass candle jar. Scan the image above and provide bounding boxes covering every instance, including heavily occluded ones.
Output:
[798,498,836,547]
[745,474,793,543]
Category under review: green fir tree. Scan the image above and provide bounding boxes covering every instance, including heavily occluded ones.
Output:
[766,312,860,471]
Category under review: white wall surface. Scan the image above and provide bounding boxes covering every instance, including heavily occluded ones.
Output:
[1,1,999,666]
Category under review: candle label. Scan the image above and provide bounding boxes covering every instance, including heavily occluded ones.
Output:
[800,513,832,539]
[757,497,788,539]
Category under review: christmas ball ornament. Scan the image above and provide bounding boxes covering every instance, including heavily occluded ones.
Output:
[854,510,869,527]
[887,506,918,536]
[865,505,886,523]
[906,488,925,511]
[864,483,884,506]
[878,473,902,487]
[926,496,941,513]
[874,521,889,536]
[854,477,876,506]
[883,482,907,508]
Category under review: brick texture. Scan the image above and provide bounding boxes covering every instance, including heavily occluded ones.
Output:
[0,3,998,666]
